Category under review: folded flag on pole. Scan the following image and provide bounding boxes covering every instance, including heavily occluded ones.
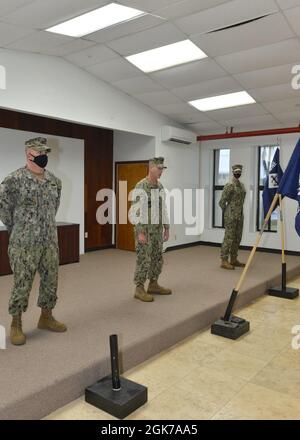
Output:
[277,138,300,237]
[262,147,283,217]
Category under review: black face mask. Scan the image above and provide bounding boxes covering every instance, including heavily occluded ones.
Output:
[234,173,241,179]
[31,154,48,168]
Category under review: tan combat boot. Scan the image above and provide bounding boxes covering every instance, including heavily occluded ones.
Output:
[38,309,67,332]
[10,313,26,346]
[220,259,235,270]
[231,257,246,267]
[134,284,154,302]
[148,280,172,295]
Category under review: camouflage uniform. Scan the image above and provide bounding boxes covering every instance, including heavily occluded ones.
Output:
[0,140,61,316]
[131,175,169,286]
[219,171,246,262]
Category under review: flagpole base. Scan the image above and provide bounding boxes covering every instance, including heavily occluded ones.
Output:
[268,286,299,300]
[85,375,147,419]
[211,315,250,340]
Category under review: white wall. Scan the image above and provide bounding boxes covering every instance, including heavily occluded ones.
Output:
[156,137,201,248]
[0,48,200,249]
[0,48,179,139]
[199,133,300,252]
[113,130,201,248]
[0,128,85,254]
[114,130,155,163]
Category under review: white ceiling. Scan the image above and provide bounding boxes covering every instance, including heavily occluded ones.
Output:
[0,0,299,134]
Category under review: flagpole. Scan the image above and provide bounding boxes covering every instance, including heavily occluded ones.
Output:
[212,193,280,339]
[268,194,299,299]
[222,193,279,322]
[279,195,287,293]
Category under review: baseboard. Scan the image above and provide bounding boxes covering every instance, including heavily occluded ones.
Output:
[166,240,300,256]
[85,244,116,252]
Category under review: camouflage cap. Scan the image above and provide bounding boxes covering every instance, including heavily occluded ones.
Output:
[232,164,243,172]
[149,157,167,169]
[25,137,51,153]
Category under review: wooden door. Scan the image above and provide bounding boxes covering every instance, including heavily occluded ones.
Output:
[85,129,113,251]
[116,162,148,251]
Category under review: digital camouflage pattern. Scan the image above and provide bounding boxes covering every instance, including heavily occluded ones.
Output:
[134,226,164,285]
[0,166,61,315]
[8,242,59,315]
[131,178,169,285]
[0,167,61,245]
[219,178,246,260]
[25,137,51,153]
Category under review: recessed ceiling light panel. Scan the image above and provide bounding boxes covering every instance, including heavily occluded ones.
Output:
[189,91,256,112]
[126,40,207,73]
[46,2,145,37]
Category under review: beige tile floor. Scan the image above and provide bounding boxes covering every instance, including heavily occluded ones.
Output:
[45,276,300,420]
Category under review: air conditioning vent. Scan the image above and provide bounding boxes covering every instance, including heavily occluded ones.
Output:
[162,126,197,145]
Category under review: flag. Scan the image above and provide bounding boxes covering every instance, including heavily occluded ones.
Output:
[262,148,283,217]
[277,138,300,237]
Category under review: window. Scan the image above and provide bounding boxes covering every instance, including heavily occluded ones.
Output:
[257,145,279,232]
[213,149,230,228]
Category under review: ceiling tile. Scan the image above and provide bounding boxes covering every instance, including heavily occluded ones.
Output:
[65,44,118,67]
[276,0,300,10]
[191,13,294,58]
[112,76,165,94]
[234,63,299,89]
[134,90,182,106]
[6,30,73,52]
[273,111,300,124]
[222,114,279,127]
[206,103,268,121]
[155,0,228,20]
[84,14,164,44]
[118,1,179,13]
[228,121,283,130]
[172,111,215,124]
[85,57,141,82]
[262,97,300,113]
[43,39,96,56]
[186,121,226,132]
[174,0,278,35]
[106,22,186,56]
[216,38,300,74]
[172,77,244,101]
[284,6,300,37]
[151,59,227,89]
[249,83,300,102]
[0,21,34,46]
[0,0,33,17]
[1,0,108,28]
[151,102,197,115]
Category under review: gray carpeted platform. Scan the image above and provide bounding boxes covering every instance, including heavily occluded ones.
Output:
[0,245,299,420]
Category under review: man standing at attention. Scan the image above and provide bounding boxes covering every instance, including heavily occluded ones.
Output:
[131,157,172,302]
[0,137,67,346]
[219,164,246,270]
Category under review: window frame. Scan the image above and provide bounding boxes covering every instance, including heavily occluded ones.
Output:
[212,148,230,229]
[256,145,278,233]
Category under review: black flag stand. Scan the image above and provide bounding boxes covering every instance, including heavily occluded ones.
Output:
[212,193,280,340]
[85,334,147,419]
[268,195,299,299]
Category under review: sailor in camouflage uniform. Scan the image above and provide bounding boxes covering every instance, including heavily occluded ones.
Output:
[130,157,172,302]
[0,137,67,346]
[219,164,246,270]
